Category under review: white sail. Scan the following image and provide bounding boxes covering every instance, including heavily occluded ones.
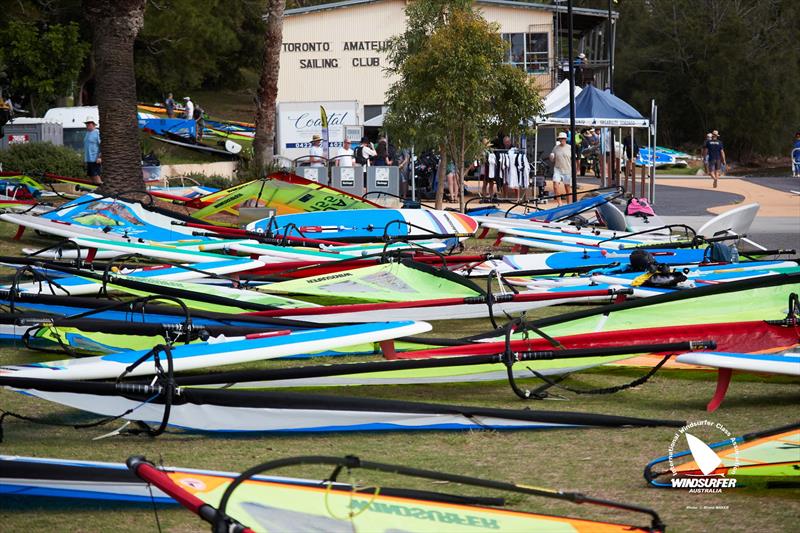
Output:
[685,433,723,475]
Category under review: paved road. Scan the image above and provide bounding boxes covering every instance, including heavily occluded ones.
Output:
[576,174,799,250]
[741,176,800,194]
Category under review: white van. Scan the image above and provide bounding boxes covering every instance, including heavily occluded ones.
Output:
[43,106,99,151]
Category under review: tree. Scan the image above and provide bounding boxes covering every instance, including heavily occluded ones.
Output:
[84,0,147,195]
[134,0,267,98]
[385,2,541,211]
[612,0,800,160]
[252,0,286,175]
[0,21,88,115]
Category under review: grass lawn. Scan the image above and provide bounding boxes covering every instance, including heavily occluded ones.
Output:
[0,223,797,532]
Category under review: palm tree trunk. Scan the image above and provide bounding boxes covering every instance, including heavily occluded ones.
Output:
[253,0,286,175]
[84,0,146,196]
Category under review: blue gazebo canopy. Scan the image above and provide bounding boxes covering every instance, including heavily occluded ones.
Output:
[543,85,648,127]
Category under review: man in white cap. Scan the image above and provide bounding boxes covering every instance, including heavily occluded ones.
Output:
[702,130,726,188]
[575,53,588,85]
[308,134,324,167]
[336,138,354,167]
[549,132,572,206]
[183,96,194,120]
[83,118,102,185]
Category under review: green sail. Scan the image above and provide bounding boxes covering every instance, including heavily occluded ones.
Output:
[258,261,483,303]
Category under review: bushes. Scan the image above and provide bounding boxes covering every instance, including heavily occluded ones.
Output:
[0,142,85,177]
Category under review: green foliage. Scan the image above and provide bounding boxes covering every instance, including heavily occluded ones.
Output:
[134,0,267,98]
[385,2,541,208]
[0,142,85,177]
[384,0,471,73]
[614,0,800,159]
[0,21,89,115]
[386,2,541,149]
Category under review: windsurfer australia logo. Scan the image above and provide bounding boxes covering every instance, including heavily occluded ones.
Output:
[666,420,739,493]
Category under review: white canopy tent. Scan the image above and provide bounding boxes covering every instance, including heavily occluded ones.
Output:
[541,79,583,117]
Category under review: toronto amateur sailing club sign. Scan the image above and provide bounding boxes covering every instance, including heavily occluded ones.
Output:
[282,40,390,69]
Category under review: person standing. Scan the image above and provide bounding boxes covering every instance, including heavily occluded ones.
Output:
[397,146,411,198]
[308,134,324,166]
[193,104,205,142]
[373,139,393,166]
[702,133,712,174]
[3,96,15,119]
[445,158,458,203]
[183,96,194,120]
[83,119,102,185]
[623,134,640,183]
[337,138,354,167]
[354,137,377,166]
[580,128,599,177]
[549,132,572,206]
[164,93,175,118]
[793,131,800,177]
[478,138,494,197]
[702,131,726,188]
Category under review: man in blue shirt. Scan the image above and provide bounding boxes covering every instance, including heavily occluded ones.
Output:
[164,93,175,118]
[793,131,800,177]
[702,131,726,188]
[83,119,102,185]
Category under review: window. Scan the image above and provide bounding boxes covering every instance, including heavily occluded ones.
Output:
[502,33,549,74]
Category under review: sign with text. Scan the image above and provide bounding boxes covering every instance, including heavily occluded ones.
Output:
[277,101,359,160]
[282,40,390,70]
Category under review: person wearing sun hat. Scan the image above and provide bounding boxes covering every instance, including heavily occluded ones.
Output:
[182,96,194,120]
[308,133,324,167]
[549,132,572,206]
[702,130,726,188]
[83,118,102,185]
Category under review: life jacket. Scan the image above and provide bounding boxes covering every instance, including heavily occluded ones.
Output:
[631,262,688,288]
[626,197,656,218]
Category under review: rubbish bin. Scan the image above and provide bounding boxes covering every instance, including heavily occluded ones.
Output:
[367,166,399,197]
[330,166,366,197]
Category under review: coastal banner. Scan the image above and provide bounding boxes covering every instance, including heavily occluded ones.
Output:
[276,100,359,160]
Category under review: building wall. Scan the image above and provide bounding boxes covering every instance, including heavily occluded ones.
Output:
[279,0,556,117]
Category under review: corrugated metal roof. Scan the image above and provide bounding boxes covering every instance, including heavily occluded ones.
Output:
[284,0,618,19]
